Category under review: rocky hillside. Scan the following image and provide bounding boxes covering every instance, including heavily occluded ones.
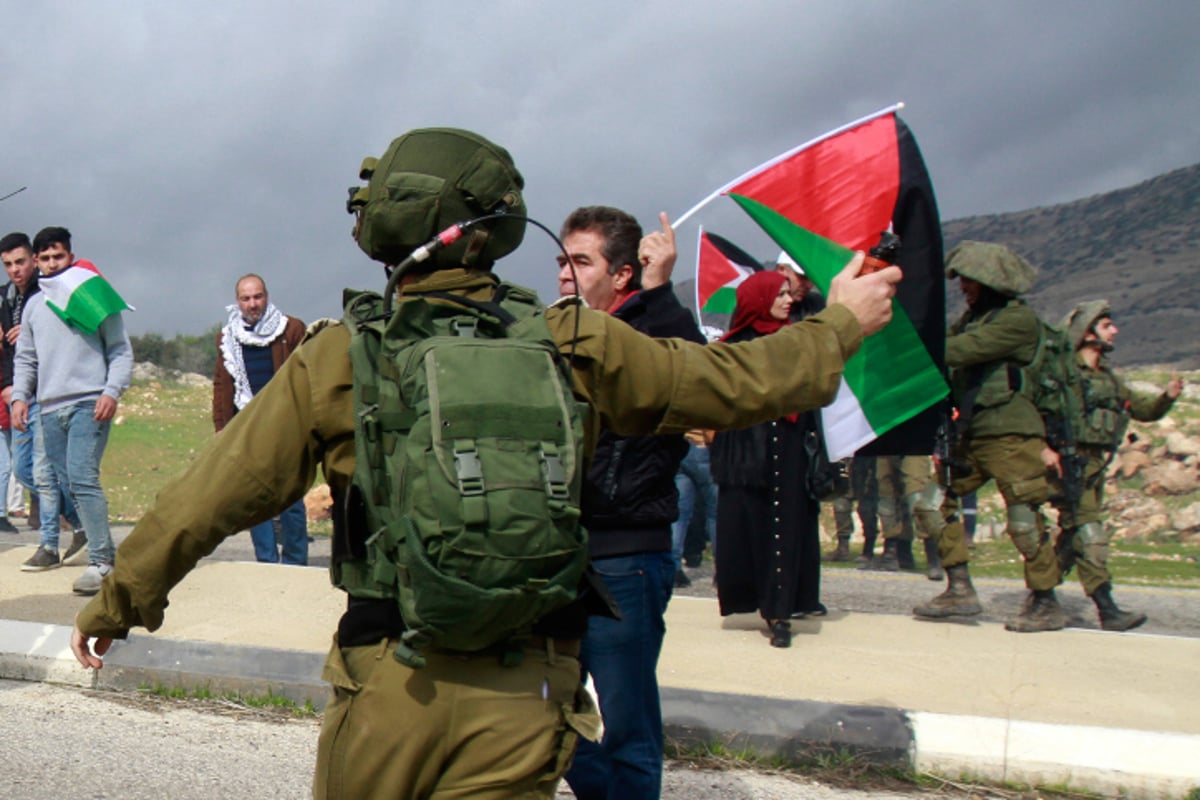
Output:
[942,163,1200,368]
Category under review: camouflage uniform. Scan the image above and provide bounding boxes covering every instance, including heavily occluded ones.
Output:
[913,242,1064,631]
[826,457,879,562]
[1052,300,1178,631]
[865,455,943,579]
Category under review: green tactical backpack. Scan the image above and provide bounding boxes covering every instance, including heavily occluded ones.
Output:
[339,282,588,668]
[963,307,1083,445]
[1020,319,1085,449]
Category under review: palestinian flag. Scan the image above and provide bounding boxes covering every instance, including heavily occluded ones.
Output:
[725,107,947,456]
[39,260,133,334]
[695,228,762,317]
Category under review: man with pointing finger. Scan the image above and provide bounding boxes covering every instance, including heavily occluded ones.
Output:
[556,206,704,800]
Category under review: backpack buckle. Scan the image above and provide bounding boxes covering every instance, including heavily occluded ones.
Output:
[452,318,478,338]
[539,444,570,501]
[453,442,485,496]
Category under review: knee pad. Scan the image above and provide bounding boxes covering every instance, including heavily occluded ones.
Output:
[905,492,940,541]
[1006,503,1042,558]
[910,483,943,515]
[1074,521,1109,567]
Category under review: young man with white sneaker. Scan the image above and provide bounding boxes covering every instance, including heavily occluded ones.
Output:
[12,226,132,595]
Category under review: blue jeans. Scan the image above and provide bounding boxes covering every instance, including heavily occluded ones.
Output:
[565,551,675,800]
[0,427,11,519]
[14,401,81,550]
[250,499,308,565]
[671,444,717,570]
[40,400,113,565]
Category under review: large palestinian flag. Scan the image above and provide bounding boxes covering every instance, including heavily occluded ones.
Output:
[723,107,947,457]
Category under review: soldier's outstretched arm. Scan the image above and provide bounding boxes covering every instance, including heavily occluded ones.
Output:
[550,253,897,437]
[71,329,347,662]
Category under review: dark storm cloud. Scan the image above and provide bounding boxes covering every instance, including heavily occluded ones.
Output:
[2,0,1196,336]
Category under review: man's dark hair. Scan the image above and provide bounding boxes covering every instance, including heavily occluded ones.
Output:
[560,206,644,290]
[32,226,72,255]
[0,232,32,257]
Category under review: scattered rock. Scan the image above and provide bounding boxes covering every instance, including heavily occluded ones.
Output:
[1142,460,1198,495]
[1165,431,1200,457]
[1171,502,1200,533]
[305,484,333,522]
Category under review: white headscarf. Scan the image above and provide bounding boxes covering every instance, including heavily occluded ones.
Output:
[220,303,289,411]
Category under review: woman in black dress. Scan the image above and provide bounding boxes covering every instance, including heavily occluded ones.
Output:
[711,270,823,648]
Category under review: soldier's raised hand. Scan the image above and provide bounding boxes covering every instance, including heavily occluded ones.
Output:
[827,252,901,337]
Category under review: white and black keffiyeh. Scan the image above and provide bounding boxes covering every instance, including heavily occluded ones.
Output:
[220,303,289,411]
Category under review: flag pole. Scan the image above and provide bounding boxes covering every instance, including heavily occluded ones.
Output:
[693,225,704,320]
[672,102,904,230]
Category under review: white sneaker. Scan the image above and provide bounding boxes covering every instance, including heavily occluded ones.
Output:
[73,563,113,596]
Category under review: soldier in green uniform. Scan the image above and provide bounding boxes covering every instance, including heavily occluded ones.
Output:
[864,455,943,580]
[66,129,902,800]
[1051,300,1183,631]
[825,457,879,563]
[912,241,1066,632]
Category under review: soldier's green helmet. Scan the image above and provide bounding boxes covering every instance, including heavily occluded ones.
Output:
[944,241,1036,296]
[347,128,526,270]
[1062,299,1112,350]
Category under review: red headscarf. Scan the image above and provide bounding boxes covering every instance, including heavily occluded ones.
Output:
[722,270,789,341]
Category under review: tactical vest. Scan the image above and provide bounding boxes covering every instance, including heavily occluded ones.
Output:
[1077,365,1130,450]
[953,302,1081,446]
[335,282,589,667]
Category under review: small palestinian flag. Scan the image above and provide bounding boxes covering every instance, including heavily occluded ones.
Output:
[695,228,761,316]
[39,260,133,334]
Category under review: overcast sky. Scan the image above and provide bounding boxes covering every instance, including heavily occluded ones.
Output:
[2,1,1197,336]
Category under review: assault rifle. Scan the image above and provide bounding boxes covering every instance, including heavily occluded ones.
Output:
[933,401,971,488]
[1045,412,1087,575]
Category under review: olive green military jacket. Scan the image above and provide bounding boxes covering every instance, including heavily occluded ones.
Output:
[77,268,862,639]
[1075,354,1175,452]
[946,299,1044,440]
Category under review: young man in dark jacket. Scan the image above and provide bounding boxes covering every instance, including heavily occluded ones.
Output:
[0,231,84,560]
[556,206,704,800]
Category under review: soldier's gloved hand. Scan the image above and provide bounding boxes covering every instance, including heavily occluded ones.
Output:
[827,252,901,337]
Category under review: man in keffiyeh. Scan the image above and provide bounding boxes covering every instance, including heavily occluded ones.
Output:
[213,274,307,565]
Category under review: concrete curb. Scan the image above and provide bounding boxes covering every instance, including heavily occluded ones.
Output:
[4,618,1198,798]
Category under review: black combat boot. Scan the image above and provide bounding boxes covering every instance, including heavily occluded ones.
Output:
[855,533,878,565]
[1092,582,1147,632]
[1005,588,1067,633]
[923,538,944,581]
[823,535,852,563]
[896,539,916,570]
[861,538,900,571]
[912,563,982,618]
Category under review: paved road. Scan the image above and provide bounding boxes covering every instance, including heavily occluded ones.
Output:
[0,679,975,800]
[675,553,1200,638]
[8,522,1197,637]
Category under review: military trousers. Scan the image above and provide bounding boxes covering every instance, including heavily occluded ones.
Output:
[936,435,1061,591]
[877,456,936,542]
[1051,451,1112,595]
[314,636,599,799]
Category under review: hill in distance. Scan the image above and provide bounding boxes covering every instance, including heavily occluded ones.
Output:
[942,162,1199,368]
